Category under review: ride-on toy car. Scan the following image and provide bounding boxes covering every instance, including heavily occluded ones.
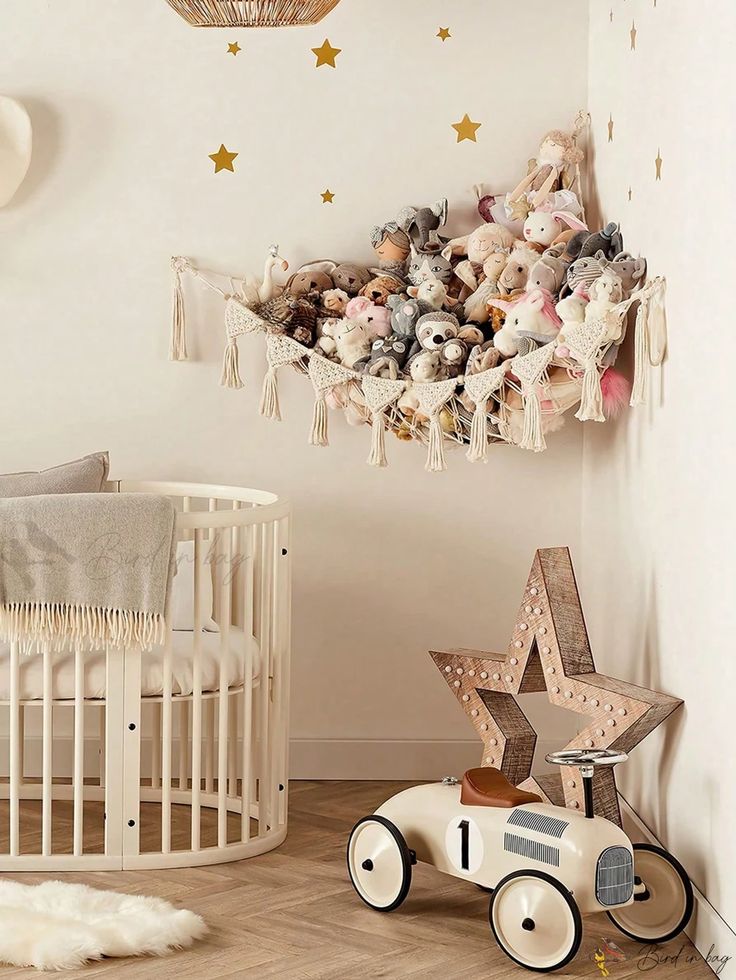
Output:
[347,749,693,973]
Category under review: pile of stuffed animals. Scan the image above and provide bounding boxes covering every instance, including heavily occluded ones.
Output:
[252,127,647,435]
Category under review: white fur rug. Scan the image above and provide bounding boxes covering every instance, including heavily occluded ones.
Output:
[0,879,207,971]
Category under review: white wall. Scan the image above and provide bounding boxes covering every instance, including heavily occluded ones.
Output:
[0,0,588,777]
[584,0,736,941]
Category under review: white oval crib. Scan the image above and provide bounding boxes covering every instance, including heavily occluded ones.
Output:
[0,481,291,871]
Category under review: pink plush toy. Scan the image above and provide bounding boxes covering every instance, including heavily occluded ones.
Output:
[345,296,392,340]
[489,289,562,357]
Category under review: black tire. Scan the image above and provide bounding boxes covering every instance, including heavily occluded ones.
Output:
[489,869,583,973]
[346,815,412,912]
[607,843,694,944]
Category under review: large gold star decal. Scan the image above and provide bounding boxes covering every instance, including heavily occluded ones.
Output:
[452,114,482,143]
[630,20,638,49]
[227,42,241,56]
[431,548,683,826]
[608,114,614,142]
[321,188,335,204]
[437,27,451,41]
[209,144,238,173]
[655,149,663,180]
[312,38,341,68]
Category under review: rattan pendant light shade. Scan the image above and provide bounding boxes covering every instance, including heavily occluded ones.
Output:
[164,0,342,27]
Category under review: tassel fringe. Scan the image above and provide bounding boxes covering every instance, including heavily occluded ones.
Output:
[170,272,188,361]
[426,413,447,472]
[630,300,648,406]
[467,399,489,463]
[0,602,166,653]
[309,392,329,446]
[368,411,388,467]
[520,387,546,452]
[576,361,605,422]
[259,366,281,420]
[220,339,244,389]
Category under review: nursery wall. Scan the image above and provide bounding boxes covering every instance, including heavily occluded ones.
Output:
[0,0,588,777]
[583,0,736,945]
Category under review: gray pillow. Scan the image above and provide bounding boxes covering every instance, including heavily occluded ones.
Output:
[0,452,110,497]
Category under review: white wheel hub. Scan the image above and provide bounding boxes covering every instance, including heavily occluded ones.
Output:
[608,848,690,942]
[491,873,580,971]
[347,817,410,911]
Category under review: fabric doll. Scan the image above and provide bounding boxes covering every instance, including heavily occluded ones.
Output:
[370,222,411,276]
[508,129,584,209]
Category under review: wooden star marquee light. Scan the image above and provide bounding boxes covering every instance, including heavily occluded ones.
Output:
[164,0,342,28]
[431,548,682,826]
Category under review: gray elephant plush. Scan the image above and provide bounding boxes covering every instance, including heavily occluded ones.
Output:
[387,295,421,339]
[578,222,624,260]
[397,199,448,249]
[608,251,647,296]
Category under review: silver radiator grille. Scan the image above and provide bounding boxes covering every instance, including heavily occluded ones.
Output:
[504,832,560,867]
[596,846,634,906]
[507,809,569,839]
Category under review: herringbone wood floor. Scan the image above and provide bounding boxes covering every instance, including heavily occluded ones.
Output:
[1,781,713,979]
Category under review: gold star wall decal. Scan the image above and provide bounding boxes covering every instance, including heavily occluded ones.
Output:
[431,548,683,826]
[608,114,614,142]
[227,42,241,56]
[312,38,341,68]
[452,114,481,143]
[630,20,637,49]
[610,8,614,21]
[655,149,663,179]
[320,189,335,204]
[209,144,238,173]
[437,27,451,41]
[628,186,633,201]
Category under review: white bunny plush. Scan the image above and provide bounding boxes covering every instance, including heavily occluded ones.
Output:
[523,209,588,248]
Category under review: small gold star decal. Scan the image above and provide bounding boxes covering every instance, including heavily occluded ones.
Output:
[321,189,335,204]
[312,38,341,68]
[610,8,614,21]
[607,114,614,142]
[628,186,633,201]
[630,20,637,49]
[437,27,451,41]
[209,144,238,174]
[451,113,482,143]
[227,42,241,56]
[655,149,663,180]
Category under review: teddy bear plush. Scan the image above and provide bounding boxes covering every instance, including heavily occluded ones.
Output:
[285,267,334,298]
[316,318,371,368]
[407,243,454,286]
[490,289,562,357]
[387,295,421,340]
[331,263,372,296]
[344,296,392,340]
[359,274,404,306]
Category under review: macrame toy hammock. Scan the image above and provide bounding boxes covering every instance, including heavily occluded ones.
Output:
[163,0,342,28]
[169,254,666,472]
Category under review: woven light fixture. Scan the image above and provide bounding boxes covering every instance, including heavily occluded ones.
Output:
[164,0,342,27]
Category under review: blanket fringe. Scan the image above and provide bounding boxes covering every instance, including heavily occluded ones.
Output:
[0,603,167,653]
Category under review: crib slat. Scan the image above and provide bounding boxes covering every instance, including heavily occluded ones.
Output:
[204,698,214,794]
[104,644,125,861]
[191,528,204,851]
[178,701,189,790]
[8,641,20,857]
[217,528,232,847]
[258,521,274,837]
[161,631,173,854]
[42,644,53,856]
[73,642,84,856]
[241,523,254,840]
[151,703,162,790]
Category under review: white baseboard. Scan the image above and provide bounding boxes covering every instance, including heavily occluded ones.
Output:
[619,793,735,978]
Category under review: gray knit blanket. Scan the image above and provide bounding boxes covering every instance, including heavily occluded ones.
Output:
[0,493,177,651]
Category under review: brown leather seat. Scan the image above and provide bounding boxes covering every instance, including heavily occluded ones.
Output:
[461,767,542,809]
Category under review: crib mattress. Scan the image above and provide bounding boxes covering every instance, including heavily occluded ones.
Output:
[0,628,261,701]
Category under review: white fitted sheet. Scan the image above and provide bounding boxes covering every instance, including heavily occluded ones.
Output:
[0,628,260,701]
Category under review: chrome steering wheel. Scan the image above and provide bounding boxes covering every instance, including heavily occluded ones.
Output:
[545,749,628,819]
